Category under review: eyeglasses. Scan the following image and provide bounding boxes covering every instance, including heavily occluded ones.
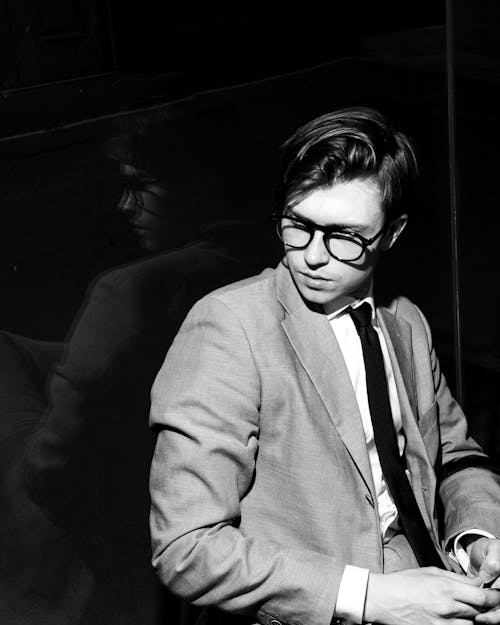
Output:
[120,175,169,198]
[117,175,169,212]
[272,212,386,262]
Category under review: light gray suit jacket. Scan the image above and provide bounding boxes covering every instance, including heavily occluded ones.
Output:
[149,262,500,625]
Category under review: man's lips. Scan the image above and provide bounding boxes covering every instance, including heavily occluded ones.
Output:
[298,272,334,290]
[299,271,331,281]
[130,221,149,232]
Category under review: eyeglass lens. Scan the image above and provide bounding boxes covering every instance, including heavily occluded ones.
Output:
[279,217,364,261]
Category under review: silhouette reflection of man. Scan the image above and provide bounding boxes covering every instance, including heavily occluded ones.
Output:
[1,107,270,625]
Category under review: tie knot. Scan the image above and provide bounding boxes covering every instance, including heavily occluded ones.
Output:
[349,302,373,331]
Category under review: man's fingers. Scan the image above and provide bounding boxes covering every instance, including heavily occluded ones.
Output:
[476,605,500,624]
[433,569,483,585]
[478,540,500,585]
[477,587,500,610]
[453,586,500,610]
[454,601,481,618]
[480,561,500,585]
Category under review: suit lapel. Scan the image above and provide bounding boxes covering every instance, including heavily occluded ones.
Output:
[377,306,439,543]
[277,263,376,499]
[376,307,417,418]
[276,263,441,545]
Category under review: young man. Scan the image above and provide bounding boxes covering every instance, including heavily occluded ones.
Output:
[149,108,500,625]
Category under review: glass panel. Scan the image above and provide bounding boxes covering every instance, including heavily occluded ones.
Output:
[453,1,500,461]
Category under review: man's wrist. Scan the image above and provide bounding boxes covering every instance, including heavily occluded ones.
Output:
[450,529,496,573]
[363,572,384,625]
[464,536,488,558]
[333,565,369,624]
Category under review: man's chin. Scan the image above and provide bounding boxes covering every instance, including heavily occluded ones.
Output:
[297,284,338,307]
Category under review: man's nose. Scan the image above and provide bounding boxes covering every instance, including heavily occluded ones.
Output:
[117,189,139,216]
[303,231,330,267]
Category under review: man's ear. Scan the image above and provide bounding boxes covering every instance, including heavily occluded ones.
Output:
[380,214,408,251]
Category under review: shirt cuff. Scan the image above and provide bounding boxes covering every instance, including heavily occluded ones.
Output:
[448,529,496,573]
[334,564,370,624]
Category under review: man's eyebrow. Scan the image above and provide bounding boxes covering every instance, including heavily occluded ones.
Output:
[121,175,164,190]
[287,210,367,233]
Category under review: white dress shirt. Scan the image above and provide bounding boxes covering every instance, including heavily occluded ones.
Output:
[327,295,490,624]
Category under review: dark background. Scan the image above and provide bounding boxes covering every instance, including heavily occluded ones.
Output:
[2,0,500,424]
[1,1,500,623]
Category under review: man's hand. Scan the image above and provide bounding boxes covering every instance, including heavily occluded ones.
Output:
[469,538,500,588]
[467,538,500,623]
[364,567,500,625]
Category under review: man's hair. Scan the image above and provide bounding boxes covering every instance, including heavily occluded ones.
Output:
[104,103,238,223]
[105,104,207,183]
[276,107,418,219]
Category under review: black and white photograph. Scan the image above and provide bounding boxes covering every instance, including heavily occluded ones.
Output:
[2,2,500,625]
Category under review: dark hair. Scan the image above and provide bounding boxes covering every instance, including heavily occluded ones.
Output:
[104,103,237,223]
[105,102,211,184]
[276,107,418,219]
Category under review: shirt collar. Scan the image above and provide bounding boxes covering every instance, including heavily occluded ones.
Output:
[326,288,376,323]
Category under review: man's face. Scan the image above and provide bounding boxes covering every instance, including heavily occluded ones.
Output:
[117,163,191,252]
[283,178,406,312]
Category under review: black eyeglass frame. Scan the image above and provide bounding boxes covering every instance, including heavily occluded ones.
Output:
[271,211,387,261]
[119,175,169,199]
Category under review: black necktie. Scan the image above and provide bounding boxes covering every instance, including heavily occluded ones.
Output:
[350,303,443,568]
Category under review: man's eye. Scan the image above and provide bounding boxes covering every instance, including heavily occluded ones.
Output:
[328,230,358,240]
[284,218,309,230]
[292,222,309,231]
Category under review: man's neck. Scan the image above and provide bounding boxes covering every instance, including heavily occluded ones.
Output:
[323,282,374,317]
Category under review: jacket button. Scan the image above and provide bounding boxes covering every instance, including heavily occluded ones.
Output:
[270,620,282,625]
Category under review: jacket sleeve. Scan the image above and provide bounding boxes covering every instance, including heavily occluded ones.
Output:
[24,266,155,508]
[412,303,500,542]
[149,295,341,625]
